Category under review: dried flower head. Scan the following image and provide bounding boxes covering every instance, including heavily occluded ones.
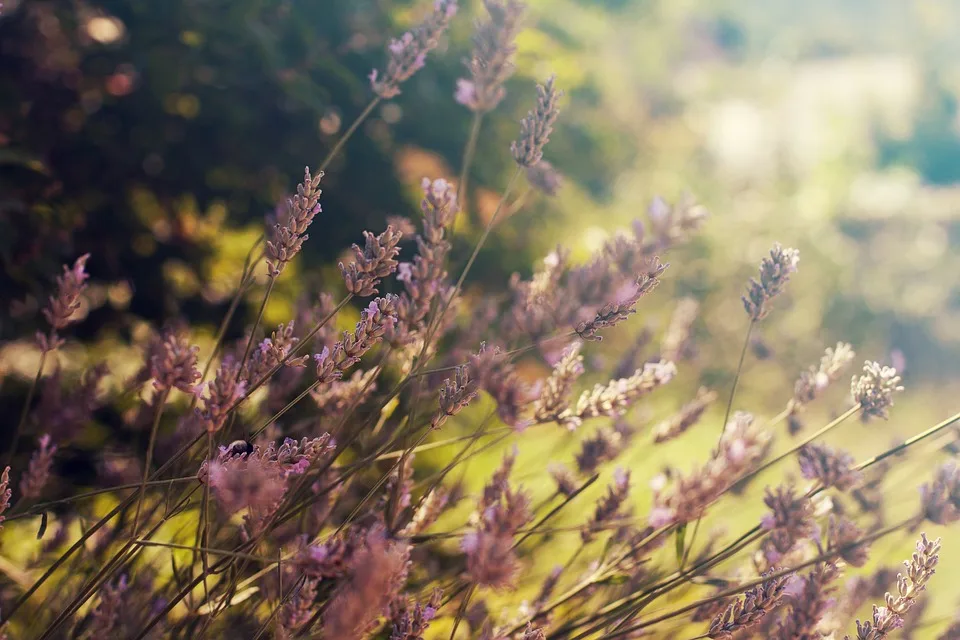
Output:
[798,443,862,491]
[463,451,531,589]
[457,0,525,112]
[549,464,578,497]
[204,435,333,537]
[149,331,201,394]
[652,386,717,444]
[852,361,904,420]
[266,168,323,277]
[401,488,450,536]
[511,75,563,167]
[370,0,458,99]
[741,243,799,321]
[708,569,792,639]
[521,623,546,640]
[19,434,56,499]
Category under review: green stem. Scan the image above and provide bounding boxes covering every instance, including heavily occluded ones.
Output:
[318,97,381,173]
[132,388,170,539]
[6,349,48,468]
[453,111,484,236]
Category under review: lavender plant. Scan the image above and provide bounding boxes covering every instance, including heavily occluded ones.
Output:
[2,3,960,640]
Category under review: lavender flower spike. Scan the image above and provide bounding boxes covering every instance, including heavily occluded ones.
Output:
[708,569,792,639]
[37,253,91,352]
[266,167,323,278]
[852,360,904,420]
[511,75,563,167]
[20,434,57,499]
[370,0,458,100]
[741,243,799,321]
[0,467,10,530]
[339,226,403,297]
[847,533,940,639]
[457,0,526,113]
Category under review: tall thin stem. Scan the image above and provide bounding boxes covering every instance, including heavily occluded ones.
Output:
[319,97,381,173]
[683,320,754,568]
[453,111,484,235]
[6,350,48,468]
[236,275,276,382]
[132,388,170,539]
[720,320,755,435]
[735,403,860,486]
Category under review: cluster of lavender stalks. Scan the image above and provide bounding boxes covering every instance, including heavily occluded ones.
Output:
[3,1,960,639]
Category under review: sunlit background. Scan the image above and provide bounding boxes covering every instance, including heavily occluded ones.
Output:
[3,0,960,637]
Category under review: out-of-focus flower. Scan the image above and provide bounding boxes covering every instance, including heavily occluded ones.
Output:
[456,0,525,112]
[19,434,56,499]
[370,0,458,99]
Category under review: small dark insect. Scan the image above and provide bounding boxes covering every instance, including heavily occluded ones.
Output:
[226,439,254,458]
